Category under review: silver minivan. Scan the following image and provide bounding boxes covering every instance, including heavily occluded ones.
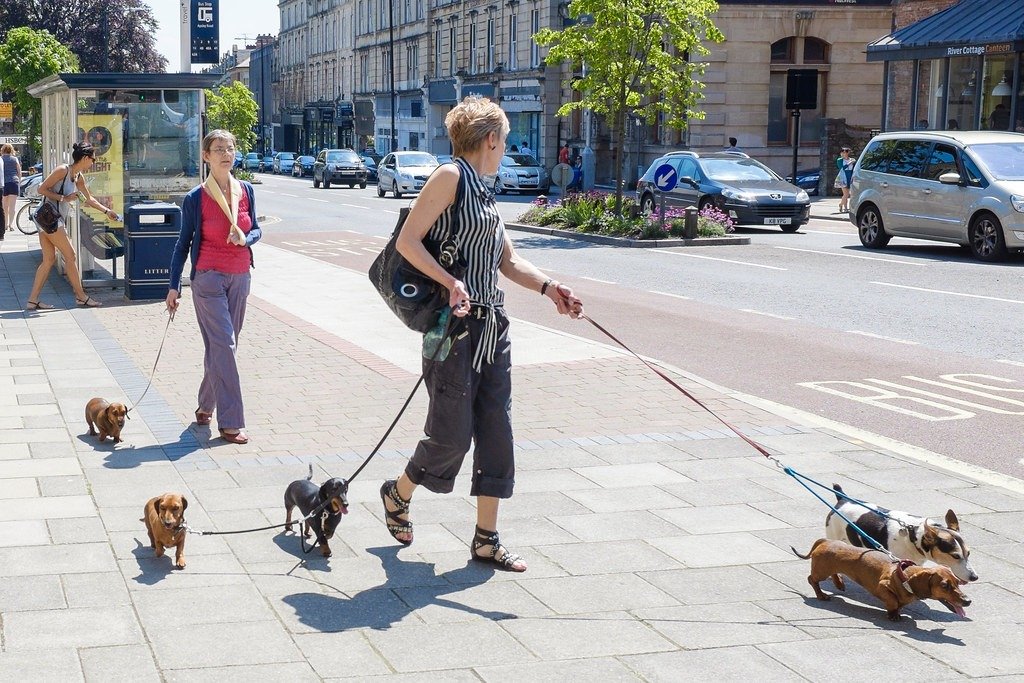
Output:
[850,131,1024,261]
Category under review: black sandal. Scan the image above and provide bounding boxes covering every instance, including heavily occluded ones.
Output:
[380,479,413,545]
[470,526,527,572]
[26,300,55,311]
[76,296,102,308]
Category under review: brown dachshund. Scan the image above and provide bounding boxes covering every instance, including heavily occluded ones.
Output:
[792,538,971,621]
[85,397,129,443]
[144,493,188,569]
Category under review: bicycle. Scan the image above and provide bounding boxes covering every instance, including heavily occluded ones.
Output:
[15,196,42,235]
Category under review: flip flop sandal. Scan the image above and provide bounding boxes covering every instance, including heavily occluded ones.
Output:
[194,408,213,426]
[26,300,56,310]
[380,479,413,545]
[218,429,249,444]
[76,296,102,307]
[470,526,527,572]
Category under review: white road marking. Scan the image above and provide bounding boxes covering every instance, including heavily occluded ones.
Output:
[740,309,794,320]
[309,198,328,203]
[341,203,369,209]
[803,228,853,235]
[336,248,360,255]
[997,359,1024,367]
[279,193,298,198]
[775,246,927,266]
[846,330,919,345]
[658,251,787,270]
[872,281,1024,304]
[649,290,691,300]
[361,246,380,252]
[580,276,617,284]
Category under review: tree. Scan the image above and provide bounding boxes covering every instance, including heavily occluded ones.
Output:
[536,0,724,214]
[0,27,79,156]
[206,81,259,155]
[0,0,166,73]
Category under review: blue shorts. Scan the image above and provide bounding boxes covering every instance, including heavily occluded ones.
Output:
[2,181,18,196]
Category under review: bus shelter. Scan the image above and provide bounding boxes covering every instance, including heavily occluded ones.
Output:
[27,73,218,288]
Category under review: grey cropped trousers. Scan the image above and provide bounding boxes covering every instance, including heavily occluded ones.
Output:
[191,269,250,430]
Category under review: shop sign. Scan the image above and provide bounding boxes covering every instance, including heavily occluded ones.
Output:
[0,102,12,121]
[0,135,26,145]
[321,108,335,123]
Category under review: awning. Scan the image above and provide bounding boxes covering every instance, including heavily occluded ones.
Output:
[866,0,1024,62]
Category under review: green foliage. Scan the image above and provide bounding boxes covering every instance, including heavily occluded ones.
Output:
[696,216,728,237]
[205,82,259,154]
[233,169,255,182]
[535,0,724,214]
[0,27,79,155]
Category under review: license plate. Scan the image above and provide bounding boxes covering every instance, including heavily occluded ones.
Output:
[764,217,792,225]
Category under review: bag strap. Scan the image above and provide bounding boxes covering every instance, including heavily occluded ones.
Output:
[443,160,467,244]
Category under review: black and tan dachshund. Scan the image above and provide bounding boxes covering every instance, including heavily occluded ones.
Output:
[284,464,349,557]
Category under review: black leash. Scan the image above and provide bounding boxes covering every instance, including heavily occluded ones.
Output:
[184,497,331,539]
[126,310,175,415]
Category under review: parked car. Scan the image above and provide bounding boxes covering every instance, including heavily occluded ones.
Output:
[376,151,438,198]
[243,152,261,171]
[272,152,296,175]
[435,154,454,165]
[292,155,316,177]
[233,151,243,169]
[851,130,1024,262]
[258,155,275,172]
[786,168,821,196]
[313,149,367,188]
[20,172,41,197]
[636,151,810,232]
[359,155,378,182]
[493,153,550,194]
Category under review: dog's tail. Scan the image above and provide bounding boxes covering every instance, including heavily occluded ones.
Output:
[306,463,314,481]
[832,482,845,503]
[790,545,812,560]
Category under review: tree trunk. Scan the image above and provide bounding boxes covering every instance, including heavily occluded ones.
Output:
[613,80,627,216]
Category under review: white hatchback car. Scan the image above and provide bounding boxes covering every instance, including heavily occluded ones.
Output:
[851,130,1024,261]
[376,151,439,198]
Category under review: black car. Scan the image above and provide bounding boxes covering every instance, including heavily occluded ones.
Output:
[359,155,378,182]
[313,149,367,188]
[636,151,810,232]
[786,168,821,196]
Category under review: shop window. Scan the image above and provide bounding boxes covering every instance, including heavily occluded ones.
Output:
[767,36,830,145]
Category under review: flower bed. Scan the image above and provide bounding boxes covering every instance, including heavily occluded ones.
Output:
[516,191,734,240]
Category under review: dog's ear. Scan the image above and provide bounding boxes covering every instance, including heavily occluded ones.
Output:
[922,518,939,546]
[944,509,959,531]
[329,498,341,513]
[181,496,188,512]
[125,407,131,420]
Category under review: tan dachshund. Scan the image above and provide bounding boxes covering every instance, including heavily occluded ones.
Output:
[85,397,129,443]
[792,538,970,621]
[143,493,188,569]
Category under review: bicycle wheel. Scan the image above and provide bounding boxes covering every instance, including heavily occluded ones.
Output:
[16,201,40,235]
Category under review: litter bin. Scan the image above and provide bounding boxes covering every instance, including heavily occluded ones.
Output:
[125,201,181,300]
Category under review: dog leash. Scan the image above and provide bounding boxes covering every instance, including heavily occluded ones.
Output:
[126,310,175,415]
[581,314,907,564]
[182,498,331,538]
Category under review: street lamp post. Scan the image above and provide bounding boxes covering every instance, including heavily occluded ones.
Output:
[389,0,397,153]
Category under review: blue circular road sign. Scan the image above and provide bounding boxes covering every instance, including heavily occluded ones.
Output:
[653,163,677,192]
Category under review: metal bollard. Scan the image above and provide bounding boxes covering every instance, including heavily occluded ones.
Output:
[684,206,698,239]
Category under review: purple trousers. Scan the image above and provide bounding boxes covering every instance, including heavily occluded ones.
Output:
[191,270,250,429]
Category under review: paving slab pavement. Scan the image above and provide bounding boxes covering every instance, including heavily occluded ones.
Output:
[1,229,1023,680]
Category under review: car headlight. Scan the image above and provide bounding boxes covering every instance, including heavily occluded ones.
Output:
[500,169,515,180]
[721,188,753,202]
[796,190,809,202]
[1012,195,1024,212]
[400,172,413,180]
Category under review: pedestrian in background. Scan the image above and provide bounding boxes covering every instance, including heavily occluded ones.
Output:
[835,146,855,213]
[724,136,741,153]
[1,143,20,236]
[520,141,533,158]
[380,95,584,573]
[166,130,262,445]
[558,142,570,165]
[569,154,583,190]
[25,142,116,310]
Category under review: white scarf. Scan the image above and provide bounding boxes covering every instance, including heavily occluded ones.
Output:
[203,174,246,245]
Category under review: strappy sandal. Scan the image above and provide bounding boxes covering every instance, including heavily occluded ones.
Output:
[194,408,213,426]
[26,300,55,310]
[380,479,413,545]
[76,296,102,308]
[470,526,527,572]
[218,429,249,444]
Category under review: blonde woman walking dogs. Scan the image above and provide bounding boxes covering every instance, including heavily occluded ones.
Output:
[166,130,262,445]
[25,142,117,310]
[379,96,584,572]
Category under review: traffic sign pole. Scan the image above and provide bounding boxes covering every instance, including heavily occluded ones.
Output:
[652,163,678,231]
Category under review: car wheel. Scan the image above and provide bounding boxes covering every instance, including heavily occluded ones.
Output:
[349,183,355,188]
[969,212,1007,261]
[493,178,504,195]
[857,204,891,248]
[360,182,367,189]
[393,179,403,199]
[640,193,656,214]
[697,197,716,213]
[324,178,331,189]
[377,182,386,197]
[780,223,800,233]
[313,176,320,188]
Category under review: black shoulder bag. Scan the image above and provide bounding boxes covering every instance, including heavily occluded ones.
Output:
[369,164,467,334]
[35,169,71,234]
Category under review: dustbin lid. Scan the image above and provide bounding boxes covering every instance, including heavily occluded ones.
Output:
[127,201,179,214]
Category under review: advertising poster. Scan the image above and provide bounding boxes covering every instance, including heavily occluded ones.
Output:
[78,113,124,258]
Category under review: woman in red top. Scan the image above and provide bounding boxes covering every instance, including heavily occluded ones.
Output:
[166,130,262,444]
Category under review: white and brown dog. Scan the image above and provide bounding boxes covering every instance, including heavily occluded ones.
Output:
[825,483,977,584]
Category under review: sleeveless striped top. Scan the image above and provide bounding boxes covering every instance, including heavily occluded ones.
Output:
[426,157,506,369]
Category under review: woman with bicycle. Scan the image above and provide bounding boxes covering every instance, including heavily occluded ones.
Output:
[1,143,20,236]
[25,142,117,310]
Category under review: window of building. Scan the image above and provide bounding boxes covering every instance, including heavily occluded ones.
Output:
[487,17,495,71]
[360,54,368,92]
[530,9,540,68]
[470,22,478,74]
[767,36,830,145]
[404,0,411,24]
[508,13,517,70]
[406,44,418,83]
[416,0,424,20]
[449,25,457,75]
[435,24,443,78]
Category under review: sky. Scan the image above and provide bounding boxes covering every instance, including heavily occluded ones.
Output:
[143,0,281,73]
